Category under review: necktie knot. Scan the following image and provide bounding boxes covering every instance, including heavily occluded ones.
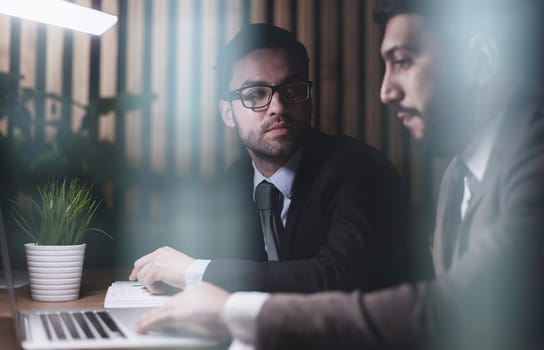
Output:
[255,181,282,211]
[452,156,469,184]
[255,180,284,261]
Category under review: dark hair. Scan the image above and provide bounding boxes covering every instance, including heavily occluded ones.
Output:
[216,23,310,98]
[373,0,544,81]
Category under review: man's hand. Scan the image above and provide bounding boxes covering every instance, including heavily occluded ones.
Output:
[135,282,231,340]
[128,246,195,293]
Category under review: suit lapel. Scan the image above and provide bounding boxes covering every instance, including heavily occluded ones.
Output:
[281,131,324,259]
[433,156,463,274]
[463,151,500,226]
[453,87,540,261]
[228,155,268,261]
[454,154,496,258]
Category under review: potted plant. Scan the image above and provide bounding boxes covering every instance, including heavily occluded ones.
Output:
[11,178,111,301]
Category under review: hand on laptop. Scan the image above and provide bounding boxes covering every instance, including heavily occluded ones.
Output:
[129,246,195,293]
[134,282,231,340]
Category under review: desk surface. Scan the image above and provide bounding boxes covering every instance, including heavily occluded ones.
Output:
[0,269,129,350]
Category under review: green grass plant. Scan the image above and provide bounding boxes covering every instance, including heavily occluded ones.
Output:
[11,178,112,245]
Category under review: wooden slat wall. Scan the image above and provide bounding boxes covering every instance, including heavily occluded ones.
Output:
[0,0,439,264]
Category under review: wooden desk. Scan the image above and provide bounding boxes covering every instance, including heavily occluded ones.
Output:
[0,269,129,350]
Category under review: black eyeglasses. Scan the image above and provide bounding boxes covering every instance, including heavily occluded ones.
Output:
[228,80,312,110]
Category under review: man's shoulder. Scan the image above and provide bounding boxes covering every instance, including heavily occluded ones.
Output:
[496,84,544,157]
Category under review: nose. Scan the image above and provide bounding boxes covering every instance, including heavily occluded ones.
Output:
[380,70,404,105]
[267,90,288,115]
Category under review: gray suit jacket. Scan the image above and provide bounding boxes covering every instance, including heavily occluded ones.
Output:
[254,87,544,350]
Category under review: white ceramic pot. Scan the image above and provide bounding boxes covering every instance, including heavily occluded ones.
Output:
[24,243,86,302]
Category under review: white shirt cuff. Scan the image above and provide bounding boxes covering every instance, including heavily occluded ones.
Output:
[185,259,211,286]
[224,292,271,349]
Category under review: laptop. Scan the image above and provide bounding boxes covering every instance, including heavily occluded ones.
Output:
[0,204,218,349]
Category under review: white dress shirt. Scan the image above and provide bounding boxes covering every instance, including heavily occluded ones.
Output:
[185,149,302,286]
[460,113,504,219]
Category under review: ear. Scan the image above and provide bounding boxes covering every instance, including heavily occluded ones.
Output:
[467,32,498,86]
[219,100,236,128]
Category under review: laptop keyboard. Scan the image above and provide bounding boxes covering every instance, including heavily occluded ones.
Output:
[39,311,125,341]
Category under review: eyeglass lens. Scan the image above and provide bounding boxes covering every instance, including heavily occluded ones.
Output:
[240,82,309,109]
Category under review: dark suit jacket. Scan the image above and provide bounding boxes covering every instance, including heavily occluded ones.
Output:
[200,129,430,293]
[255,88,544,349]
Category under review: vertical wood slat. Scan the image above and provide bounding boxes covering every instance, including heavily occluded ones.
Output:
[139,0,153,236]
[87,0,102,142]
[190,0,203,179]
[274,0,292,31]
[200,0,219,182]
[223,0,245,170]
[125,0,144,170]
[141,0,153,174]
[116,0,128,157]
[241,0,251,24]
[290,0,298,35]
[215,0,227,173]
[7,18,21,137]
[335,0,344,134]
[150,0,167,173]
[0,16,11,135]
[99,0,119,143]
[250,0,267,23]
[342,0,360,138]
[296,0,315,113]
[312,0,321,129]
[266,0,275,24]
[0,17,10,72]
[70,0,92,136]
[34,24,47,143]
[166,0,179,176]
[61,30,73,136]
[44,26,63,142]
[363,0,383,149]
[114,0,128,265]
[175,0,194,177]
[318,0,337,134]
[357,0,366,141]
[0,0,451,252]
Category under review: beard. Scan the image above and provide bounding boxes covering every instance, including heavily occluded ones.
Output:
[232,112,309,162]
[424,88,477,156]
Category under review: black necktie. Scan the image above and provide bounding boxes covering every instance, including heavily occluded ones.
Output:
[440,156,469,268]
[254,181,284,261]
[455,168,480,258]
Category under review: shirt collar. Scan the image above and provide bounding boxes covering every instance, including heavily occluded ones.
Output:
[253,148,303,201]
[462,112,505,181]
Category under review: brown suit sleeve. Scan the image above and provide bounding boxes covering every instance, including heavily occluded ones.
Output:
[255,284,435,350]
[255,291,375,350]
[254,91,544,350]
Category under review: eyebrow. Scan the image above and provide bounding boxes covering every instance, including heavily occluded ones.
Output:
[382,44,419,60]
[239,74,304,88]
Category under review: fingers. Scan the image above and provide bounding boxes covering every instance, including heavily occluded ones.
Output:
[134,284,232,340]
[128,246,191,292]
[135,307,175,334]
[133,258,165,293]
[128,250,155,281]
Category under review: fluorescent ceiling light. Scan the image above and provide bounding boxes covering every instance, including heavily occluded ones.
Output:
[0,0,117,36]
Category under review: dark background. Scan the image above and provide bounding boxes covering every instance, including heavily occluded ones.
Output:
[0,0,445,269]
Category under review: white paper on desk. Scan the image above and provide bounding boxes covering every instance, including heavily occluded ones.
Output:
[104,281,172,308]
[0,270,28,288]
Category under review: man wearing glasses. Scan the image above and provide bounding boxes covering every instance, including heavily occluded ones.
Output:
[129,23,429,295]
[136,2,544,350]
